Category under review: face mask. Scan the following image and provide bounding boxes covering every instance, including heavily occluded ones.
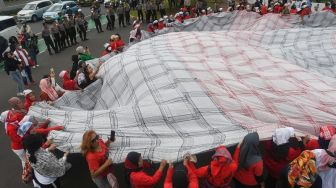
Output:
[18,46,22,49]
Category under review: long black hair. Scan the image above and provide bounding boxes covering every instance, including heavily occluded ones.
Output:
[22,134,44,164]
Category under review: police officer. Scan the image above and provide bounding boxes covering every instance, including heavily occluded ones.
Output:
[106,4,115,30]
[65,6,73,17]
[63,16,73,46]
[41,22,57,55]
[91,8,103,33]
[58,19,69,48]
[75,13,87,41]
[51,21,62,51]
[145,1,152,23]
[124,2,131,25]
[78,9,85,19]
[68,15,78,44]
[117,4,125,27]
[151,1,157,21]
[136,2,144,22]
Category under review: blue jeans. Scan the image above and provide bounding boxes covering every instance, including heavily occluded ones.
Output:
[9,70,24,93]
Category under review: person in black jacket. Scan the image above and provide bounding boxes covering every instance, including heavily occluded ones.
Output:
[70,54,79,80]
[3,52,25,96]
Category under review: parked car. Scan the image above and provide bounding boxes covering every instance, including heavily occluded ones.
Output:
[78,0,102,7]
[0,16,19,41]
[43,1,79,22]
[17,0,53,22]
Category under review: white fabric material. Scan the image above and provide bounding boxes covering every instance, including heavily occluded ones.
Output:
[28,11,336,163]
[312,149,336,188]
[34,170,57,185]
[273,127,295,146]
[12,149,26,168]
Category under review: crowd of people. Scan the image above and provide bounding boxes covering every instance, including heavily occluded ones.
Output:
[1,0,336,187]
[1,100,336,188]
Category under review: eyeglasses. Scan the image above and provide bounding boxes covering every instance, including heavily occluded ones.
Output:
[91,135,99,143]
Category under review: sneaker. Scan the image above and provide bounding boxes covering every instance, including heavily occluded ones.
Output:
[17,92,24,96]
[36,65,40,67]
[32,66,36,69]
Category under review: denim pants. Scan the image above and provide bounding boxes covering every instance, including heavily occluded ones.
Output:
[9,70,24,93]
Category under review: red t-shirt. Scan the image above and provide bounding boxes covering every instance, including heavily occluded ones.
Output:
[274,5,282,13]
[322,7,333,11]
[63,80,76,90]
[261,5,268,15]
[101,50,109,57]
[86,140,109,177]
[131,169,163,188]
[7,123,24,150]
[158,23,165,30]
[164,166,199,188]
[300,7,311,17]
[234,160,263,186]
[24,96,34,111]
[290,9,297,14]
[116,39,125,49]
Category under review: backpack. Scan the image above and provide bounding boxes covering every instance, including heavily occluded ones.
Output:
[287,150,317,188]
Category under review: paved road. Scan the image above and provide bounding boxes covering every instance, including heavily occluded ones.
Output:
[0,18,135,188]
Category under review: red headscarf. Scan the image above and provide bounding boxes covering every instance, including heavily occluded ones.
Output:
[24,95,33,111]
[207,146,236,187]
[60,71,76,90]
[319,135,336,171]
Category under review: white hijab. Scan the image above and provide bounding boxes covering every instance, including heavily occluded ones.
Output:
[272,127,295,145]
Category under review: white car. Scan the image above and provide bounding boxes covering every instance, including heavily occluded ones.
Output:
[17,0,53,22]
[0,16,19,41]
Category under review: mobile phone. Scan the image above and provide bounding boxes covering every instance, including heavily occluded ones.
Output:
[110,130,115,141]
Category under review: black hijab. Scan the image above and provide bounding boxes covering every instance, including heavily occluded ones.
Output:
[238,132,262,169]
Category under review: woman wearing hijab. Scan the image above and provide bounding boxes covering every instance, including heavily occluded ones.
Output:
[234,132,265,188]
[164,159,199,188]
[76,46,94,61]
[263,127,303,188]
[318,125,336,149]
[23,89,37,111]
[39,78,59,101]
[59,70,80,91]
[124,151,167,188]
[81,130,118,188]
[187,145,239,188]
[312,135,336,188]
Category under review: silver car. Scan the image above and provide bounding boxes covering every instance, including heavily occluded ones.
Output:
[17,0,53,22]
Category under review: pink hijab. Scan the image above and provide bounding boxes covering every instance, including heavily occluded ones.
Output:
[319,135,336,171]
[39,78,58,101]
